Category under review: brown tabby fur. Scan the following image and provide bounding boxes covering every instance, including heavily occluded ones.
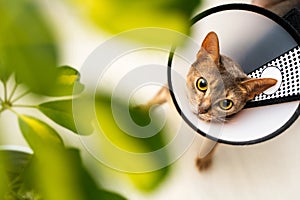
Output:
[186,32,276,122]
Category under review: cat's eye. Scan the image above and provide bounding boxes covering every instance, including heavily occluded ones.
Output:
[196,78,208,92]
[219,99,233,110]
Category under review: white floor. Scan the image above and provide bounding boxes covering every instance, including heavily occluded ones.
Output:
[129,120,300,200]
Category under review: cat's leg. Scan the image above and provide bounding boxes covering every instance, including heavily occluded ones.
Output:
[139,86,170,109]
[196,138,218,171]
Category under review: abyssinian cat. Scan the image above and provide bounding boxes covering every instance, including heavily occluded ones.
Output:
[143,0,298,171]
[186,32,276,122]
[144,31,276,170]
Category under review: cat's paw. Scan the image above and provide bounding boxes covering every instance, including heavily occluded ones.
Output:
[195,156,213,171]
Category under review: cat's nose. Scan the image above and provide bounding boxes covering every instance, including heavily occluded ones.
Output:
[198,106,210,114]
[198,100,211,114]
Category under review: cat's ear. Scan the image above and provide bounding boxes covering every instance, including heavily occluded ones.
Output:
[241,78,277,100]
[198,32,220,64]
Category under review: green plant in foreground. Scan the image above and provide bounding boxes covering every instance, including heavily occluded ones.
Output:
[0,66,128,200]
[70,0,202,44]
[0,0,128,197]
[0,65,85,134]
[0,70,170,199]
[0,147,127,200]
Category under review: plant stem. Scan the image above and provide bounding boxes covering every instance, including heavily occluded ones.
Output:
[13,104,38,109]
[3,81,7,101]
[11,90,31,103]
[8,82,19,102]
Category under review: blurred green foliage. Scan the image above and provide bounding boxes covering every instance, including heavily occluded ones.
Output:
[0,149,126,200]
[95,94,170,191]
[70,0,202,44]
[0,154,10,199]
[45,66,85,97]
[96,94,167,152]
[18,115,64,152]
[0,0,59,95]
[39,100,78,134]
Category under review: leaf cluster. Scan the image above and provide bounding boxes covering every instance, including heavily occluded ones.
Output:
[0,149,126,200]
[70,0,202,44]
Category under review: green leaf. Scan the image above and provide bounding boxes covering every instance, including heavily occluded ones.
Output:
[47,66,85,96]
[0,59,12,82]
[70,0,202,44]
[39,99,93,135]
[0,0,59,94]
[0,148,127,200]
[0,150,35,199]
[0,154,10,199]
[18,115,64,152]
[95,94,170,192]
[39,100,76,133]
[21,148,127,200]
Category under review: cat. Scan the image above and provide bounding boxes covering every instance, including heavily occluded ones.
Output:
[143,31,276,171]
[186,32,276,122]
[187,31,276,170]
[142,0,297,171]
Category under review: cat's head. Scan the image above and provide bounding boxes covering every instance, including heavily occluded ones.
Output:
[186,32,277,121]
